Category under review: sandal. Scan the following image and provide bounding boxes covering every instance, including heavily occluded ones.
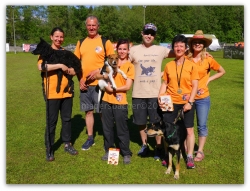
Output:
[194,151,205,162]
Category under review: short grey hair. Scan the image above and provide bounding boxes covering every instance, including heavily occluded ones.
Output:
[85,15,100,25]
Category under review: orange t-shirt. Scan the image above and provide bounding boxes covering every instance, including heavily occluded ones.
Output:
[102,61,135,105]
[74,36,115,86]
[37,58,73,99]
[162,59,199,104]
[188,57,221,99]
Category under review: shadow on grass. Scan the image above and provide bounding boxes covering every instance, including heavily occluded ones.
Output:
[53,114,86,151]
[127,114,159,158]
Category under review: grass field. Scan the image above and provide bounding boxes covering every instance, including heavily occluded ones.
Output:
[6,51,244,184]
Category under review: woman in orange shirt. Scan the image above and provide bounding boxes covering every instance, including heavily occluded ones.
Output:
[98,39,135,164]
[158,34,199,169]
[37,27,78,161]
[187,30,225,161]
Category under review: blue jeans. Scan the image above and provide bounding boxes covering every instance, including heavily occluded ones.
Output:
[195,96,210,137]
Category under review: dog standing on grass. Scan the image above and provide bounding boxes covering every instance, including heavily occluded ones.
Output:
[97,54,128,104]
[32,37,82,94]
[145,110,187,180]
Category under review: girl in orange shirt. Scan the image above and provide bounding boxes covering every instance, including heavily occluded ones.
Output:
[98,39,135,164]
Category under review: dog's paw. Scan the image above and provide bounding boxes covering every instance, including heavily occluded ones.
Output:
[165,168,172,174]
[174,174,179,180]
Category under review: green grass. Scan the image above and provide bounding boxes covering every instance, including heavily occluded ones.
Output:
[6,52,244,184]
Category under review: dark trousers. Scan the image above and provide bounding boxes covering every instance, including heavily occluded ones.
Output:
[44,97,73,148]
[101,101,132,156]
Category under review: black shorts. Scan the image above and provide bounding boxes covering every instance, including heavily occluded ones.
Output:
[132,98,162,125]
[162,104,195,128]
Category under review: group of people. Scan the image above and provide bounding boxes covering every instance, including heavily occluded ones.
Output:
[36,15,225,168]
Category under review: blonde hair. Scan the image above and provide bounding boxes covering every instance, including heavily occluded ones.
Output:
[187,46,206,64]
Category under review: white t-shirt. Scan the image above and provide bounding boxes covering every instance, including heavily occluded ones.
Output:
[129,44,170,98]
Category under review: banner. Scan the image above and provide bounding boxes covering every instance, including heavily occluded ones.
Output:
[6,43,9,52]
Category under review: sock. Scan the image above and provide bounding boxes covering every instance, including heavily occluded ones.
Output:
[88,135,93,139]
[187,154,193,158]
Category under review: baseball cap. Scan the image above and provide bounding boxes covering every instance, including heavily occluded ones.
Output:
[143,23,157,32]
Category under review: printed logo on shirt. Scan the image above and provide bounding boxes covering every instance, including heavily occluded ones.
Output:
[197,88,204,95]
[140,64,155,76]
[182,94,190,101]
[116,94,123,102]
[95,46,103,53]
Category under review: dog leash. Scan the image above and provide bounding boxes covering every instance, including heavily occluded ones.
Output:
[173,109,184,124]
[167,109,184,139]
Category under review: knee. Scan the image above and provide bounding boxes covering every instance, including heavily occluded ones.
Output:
[186,128,194,136]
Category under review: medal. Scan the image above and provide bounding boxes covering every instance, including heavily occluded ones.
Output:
[177,89,182,94]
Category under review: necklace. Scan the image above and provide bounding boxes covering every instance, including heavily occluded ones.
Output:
[175,58,185,94]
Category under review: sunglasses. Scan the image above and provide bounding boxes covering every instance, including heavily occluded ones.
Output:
[192,41,204,45]
[143,31,156,36]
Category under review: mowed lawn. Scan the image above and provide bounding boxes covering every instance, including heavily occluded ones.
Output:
[6,52,244,184]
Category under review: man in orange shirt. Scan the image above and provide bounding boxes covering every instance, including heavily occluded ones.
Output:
[74,15,115,150]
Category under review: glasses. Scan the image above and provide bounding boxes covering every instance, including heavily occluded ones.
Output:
[192,41,204,45]
[143,31,156,36]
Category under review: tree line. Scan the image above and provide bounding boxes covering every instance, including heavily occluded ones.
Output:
[6,5,244,46]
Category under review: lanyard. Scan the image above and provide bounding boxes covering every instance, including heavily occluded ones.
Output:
[175,58,185,93]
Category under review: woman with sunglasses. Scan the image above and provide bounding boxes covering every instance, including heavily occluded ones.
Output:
[187,30,225,162]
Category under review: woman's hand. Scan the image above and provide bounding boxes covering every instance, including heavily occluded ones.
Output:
[60,64,69,72]
[183,102,192,112]
[67,68,76,75]
[105,82,114,93]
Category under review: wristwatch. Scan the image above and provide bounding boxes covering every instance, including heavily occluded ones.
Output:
[188,101,194,106]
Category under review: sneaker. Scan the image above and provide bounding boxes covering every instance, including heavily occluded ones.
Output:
[46,148,55,162]
[186,156,195,169]
[123,155,131,164]
[154,147,162,161]
[64,143,78,155]
[161,154,169,166]
[102,152,109,161]
[81,138,95,150]
[137,144,149,157]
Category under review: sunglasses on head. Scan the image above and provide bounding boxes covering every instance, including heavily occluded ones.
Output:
[143,31,156,36]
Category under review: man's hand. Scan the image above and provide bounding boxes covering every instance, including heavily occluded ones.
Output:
[86,69,100,81]
[79,78,88,91]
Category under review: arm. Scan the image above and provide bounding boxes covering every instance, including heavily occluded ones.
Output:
[207,66,225,86]
[183,79,198,112]
[158,81,168,109]
[86,68,101,81]
[105,78,133,93]
[37,63,68,72]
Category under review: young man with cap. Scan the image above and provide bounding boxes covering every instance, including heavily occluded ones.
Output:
[187,30,225,162]
[129,23,175,160]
